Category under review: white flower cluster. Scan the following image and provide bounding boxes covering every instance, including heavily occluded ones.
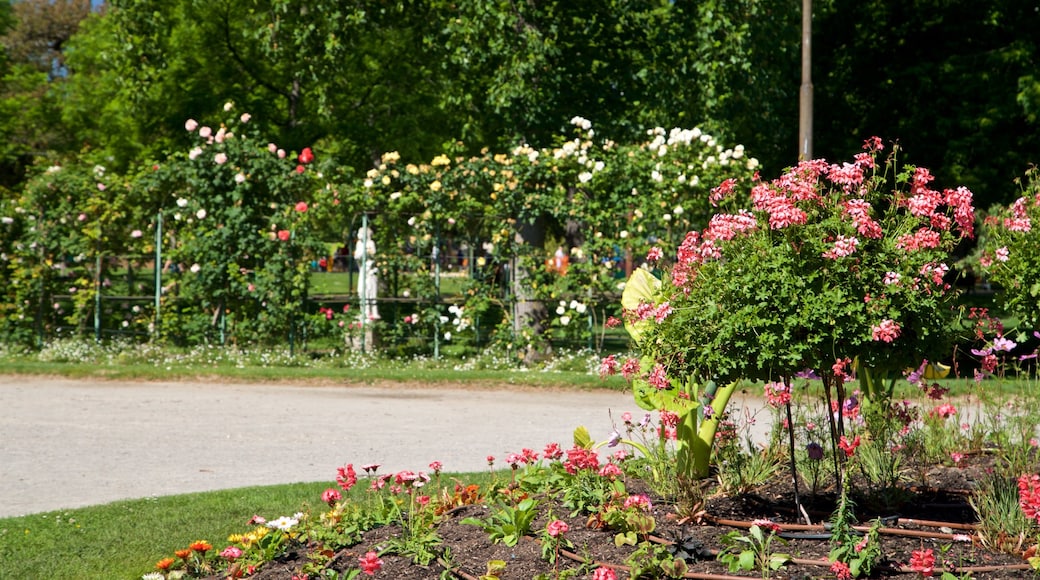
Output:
[555,299,588,326]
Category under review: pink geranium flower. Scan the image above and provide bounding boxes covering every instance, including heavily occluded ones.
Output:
[546,519,569,537]
[358,551,383,575]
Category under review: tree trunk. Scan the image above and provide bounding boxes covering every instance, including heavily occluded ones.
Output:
[512,216,550,364]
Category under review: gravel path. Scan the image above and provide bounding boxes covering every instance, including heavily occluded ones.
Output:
[0,375,772,518]
[0,375,645,518]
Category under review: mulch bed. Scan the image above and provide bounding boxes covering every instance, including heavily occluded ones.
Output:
[229,452,1036,579]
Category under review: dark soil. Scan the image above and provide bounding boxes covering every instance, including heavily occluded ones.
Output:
[224,452,1036,579]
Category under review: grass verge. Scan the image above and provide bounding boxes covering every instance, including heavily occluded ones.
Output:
[0,482,332,579]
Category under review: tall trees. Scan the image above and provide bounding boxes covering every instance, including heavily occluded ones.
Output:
[0,0,94,188]
[814,0,1040,207]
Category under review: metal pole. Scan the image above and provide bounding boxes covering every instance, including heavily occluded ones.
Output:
[798,0,814,160]
[359,213,368,353]
[289,229,295,358]
[154,211,162,341]
[94,250,102,343]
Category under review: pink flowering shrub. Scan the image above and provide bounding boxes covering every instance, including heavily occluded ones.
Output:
[980,166,1040,330]
[631,139,974,403]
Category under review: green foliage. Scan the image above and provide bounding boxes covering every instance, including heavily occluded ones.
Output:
[717,524,791,578]
[980,166,1040,331]
[814,0,1040,207]
[828,518,883,578]
[462,497,540,547]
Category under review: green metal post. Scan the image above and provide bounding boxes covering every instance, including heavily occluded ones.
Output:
[154,211,162,341]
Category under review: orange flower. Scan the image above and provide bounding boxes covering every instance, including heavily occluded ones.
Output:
[175,549,192,560]
[189,540,213,553]
[155,557,175,571]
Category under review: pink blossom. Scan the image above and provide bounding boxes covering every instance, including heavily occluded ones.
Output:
[220,546,242,560]
[199,126,212,138]
[992,336,1016,352]
[321,488,341,505]
[214,153,228,165]
[826,162,864,191]
[277,148,286,159]
[646,246,662,262]
[598,463,623,478]
[336,464,357,491]
[592,567,618,580]
[909,548,935,577]
[653,302,673,323]
[358,551,383,575]
[871,319,901,342]
[130,230,143,238]
[277,230,291,241]
[268,143,278,153]
[647,363,669,390]
[620,357,640,380]
[930,403,958,419]
[624,494,652,511]
[295,201,309,213]
[763,381,791,408]
[240,113,251,123]
[822,235,859,259]
[428,460,442,474]
[896,228,942,251]
[709,178,738,206]
[185,119,199,132]
[830,561,852,580]
[543,442,563,460]
[883,271,901,285]
[546,519,569,537]
[599,354,619,377]
[996,246,1009,262]
[96,183,106,191]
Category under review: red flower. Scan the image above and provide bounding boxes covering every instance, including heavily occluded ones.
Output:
[295,201,308,213]
[838,435,861,457]
[1019,474,1040,523]
[358,551,383,575]
[336,464,358,492]
[298,147,314,164]
[909,548,935,576]
[830,560,852,580]
[277,229,291,241]
[295,164,305,174]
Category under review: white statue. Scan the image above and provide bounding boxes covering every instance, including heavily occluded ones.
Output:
[354,226,380,322]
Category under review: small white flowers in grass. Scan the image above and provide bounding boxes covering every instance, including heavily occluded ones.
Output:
[190,263,201,273]
[196,209,206,220]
